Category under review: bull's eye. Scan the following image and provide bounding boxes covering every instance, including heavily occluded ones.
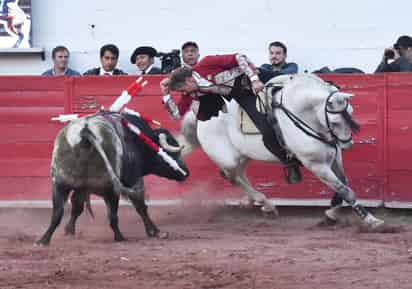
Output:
[337,100,345,106]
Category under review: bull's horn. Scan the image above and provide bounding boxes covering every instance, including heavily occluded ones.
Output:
[158,133,183,153]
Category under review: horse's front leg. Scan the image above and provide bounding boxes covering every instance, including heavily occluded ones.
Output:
[305,161,384,229]
[324,151,347,224]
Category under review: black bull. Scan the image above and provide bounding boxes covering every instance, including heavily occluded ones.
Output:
[37,112,189,245]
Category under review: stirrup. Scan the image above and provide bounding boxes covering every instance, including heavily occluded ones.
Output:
[283,162,302,184]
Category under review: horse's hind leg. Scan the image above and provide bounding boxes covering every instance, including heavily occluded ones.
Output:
[236,175,279,215]
[233,160,278,215]
[305,161,384,229]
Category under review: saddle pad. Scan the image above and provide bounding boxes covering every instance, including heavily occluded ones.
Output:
[238,74,294,134]
[238,90,272,134]
[239,109,260,134]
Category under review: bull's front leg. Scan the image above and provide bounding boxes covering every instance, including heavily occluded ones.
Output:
[129,178,161,238]
[103,192,126,242]
[36,182,71,246]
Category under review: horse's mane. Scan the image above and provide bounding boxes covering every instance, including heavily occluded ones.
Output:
[283,74,335,100]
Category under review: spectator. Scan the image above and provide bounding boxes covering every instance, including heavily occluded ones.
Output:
[84,44,127,75]
[130,46,161,75]
[259,41,298,83]
[181,41,200,67]
[42,46,80,76]
[375,35,412,73]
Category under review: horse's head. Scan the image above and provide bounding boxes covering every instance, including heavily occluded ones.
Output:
[274,74,360,150]
[315,81,360,149]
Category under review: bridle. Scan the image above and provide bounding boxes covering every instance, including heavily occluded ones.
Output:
[324,91,353,145]
[269,85,353,148]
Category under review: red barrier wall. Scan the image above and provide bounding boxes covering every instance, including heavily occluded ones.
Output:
[0,74,411,206]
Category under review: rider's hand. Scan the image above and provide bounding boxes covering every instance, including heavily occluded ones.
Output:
[252,79,264,94]
[160,78,170,95]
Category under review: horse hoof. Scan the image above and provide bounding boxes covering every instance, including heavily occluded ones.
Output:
[325,208,340,221]
[157,232,169,239]
[239,197,254,208]
[364,214,385,229]
[261,205,279,217]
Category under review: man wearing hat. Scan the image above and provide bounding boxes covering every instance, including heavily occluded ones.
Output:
[130,46,161,75]
[181,41,200,67]
[375,35,412,73]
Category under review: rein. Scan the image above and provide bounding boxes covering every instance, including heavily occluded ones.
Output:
[268,84,343,148]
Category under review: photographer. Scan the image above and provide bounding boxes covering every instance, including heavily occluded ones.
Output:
[375,35,412,73]
[130,46,161,75]
[158,49,181,73]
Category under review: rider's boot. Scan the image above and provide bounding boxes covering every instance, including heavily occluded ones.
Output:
[284,159,302,184]
[265,112,303,184]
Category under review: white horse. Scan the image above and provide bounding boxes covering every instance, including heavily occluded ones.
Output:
[178,74,384,229]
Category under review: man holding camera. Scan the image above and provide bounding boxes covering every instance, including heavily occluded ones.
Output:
[375,35,412,73]
[130,46,161,75]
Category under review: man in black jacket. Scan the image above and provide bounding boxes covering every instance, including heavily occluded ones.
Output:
[130,46,161,75]
[84,44,127,75]
[375,35,412,73]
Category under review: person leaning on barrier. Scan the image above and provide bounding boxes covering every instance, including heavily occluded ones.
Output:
[42,46,80,76]
[375,35,412,73]
[258,41,298,83]
[84,44,127,76]
[130,46,161,75]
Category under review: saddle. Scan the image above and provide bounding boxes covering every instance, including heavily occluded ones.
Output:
[238,75,294,134]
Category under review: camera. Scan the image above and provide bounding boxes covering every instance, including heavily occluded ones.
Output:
[384,49,395,59]
[157,49,181,74]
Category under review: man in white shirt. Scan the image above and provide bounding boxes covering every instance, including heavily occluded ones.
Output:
[181,41,200,67]
[130,46,161,75]
[84,44,127,75]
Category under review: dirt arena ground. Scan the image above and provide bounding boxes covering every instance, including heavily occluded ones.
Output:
[0,203,411,289]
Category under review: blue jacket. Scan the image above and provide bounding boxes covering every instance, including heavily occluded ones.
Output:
[258,62,298,83]
[375,56,412,73]
[42,68,81,76]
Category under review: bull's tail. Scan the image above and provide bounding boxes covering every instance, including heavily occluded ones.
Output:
[80,124,134,198]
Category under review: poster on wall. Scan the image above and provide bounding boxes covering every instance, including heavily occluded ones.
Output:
[0,0,31,48]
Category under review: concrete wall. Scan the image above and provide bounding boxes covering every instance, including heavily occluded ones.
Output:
[0,0,410,75]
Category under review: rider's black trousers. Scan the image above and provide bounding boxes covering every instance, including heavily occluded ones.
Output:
[228,76,288,164]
